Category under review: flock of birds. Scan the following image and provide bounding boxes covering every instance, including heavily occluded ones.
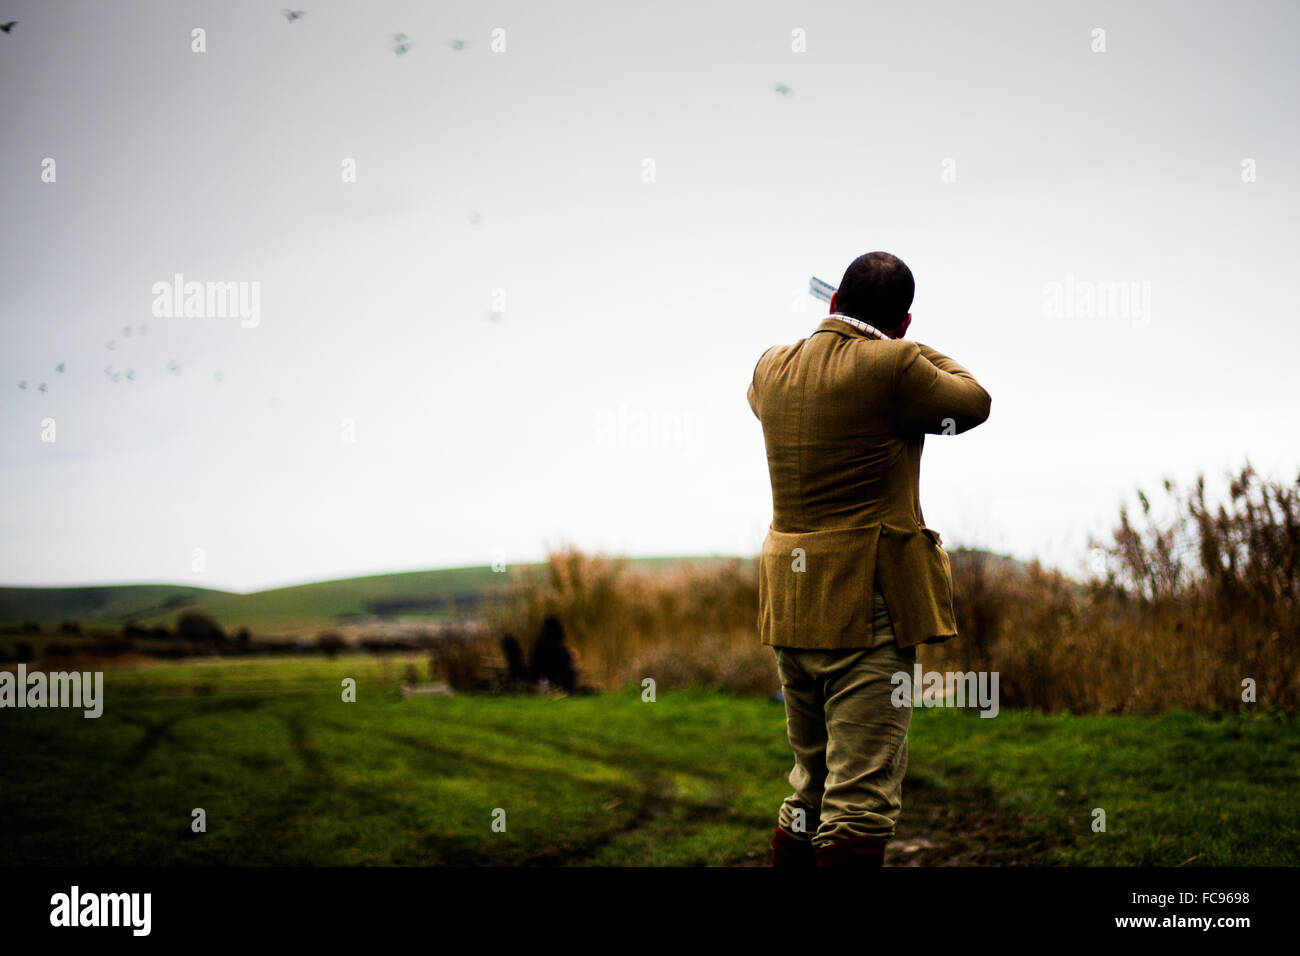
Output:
[14,321,229,397]
[7,10,797,398]
[279,9,467,55]
[0,14,475,56]
[5,13,790,85]
[7,10,482,403]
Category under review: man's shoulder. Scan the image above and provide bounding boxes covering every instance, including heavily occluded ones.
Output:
[754,329,920,376]
[754,340,791,362]
[750,340,798,379]
[812,331,919,373]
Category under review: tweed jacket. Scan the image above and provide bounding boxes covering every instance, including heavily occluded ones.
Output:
[747,315,991,649]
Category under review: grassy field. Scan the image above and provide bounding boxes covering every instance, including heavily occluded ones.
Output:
[1,656,1294,866]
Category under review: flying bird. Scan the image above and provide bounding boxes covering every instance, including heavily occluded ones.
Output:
[0,22,17,34]
[167,360,181,375]
[125,369,135,383]
[393,33,412,55]
[774,84,793,96]
[449,39,466,51]
[17,381,26,390]
[55,363,64,374]
[123,325,132,337]
[283,10,305,23]
[37,383,46,393]
[106,340,116,350]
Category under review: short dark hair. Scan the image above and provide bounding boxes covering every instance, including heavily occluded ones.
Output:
[835,252,914,329]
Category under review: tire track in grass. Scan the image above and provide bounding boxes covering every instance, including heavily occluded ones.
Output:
[470,719,773,864]
[117,697,266,770]
[308,714,657,865]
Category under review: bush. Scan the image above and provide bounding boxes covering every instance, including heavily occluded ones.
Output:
[427,633,497,689]
[316,632,346,658]
[175,611,225,642]
[492,547,765,694]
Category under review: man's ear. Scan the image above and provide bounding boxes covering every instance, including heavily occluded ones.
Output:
[828,290,838,314]
[891,314,912,339]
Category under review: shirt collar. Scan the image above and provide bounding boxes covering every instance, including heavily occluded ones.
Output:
[818,313,890,340]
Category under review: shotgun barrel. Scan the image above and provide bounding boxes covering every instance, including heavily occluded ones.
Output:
[809,276,836,303]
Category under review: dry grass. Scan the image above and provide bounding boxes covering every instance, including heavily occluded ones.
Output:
[923,462,1298,713]
[490,549,774,695]
[493,463,1298,713]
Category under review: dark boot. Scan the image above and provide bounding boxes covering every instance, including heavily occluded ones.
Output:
[770,826,817,867]
[814,834,887,867]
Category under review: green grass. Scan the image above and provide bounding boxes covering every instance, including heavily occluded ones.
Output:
[908,707,1299,866]
[0,657,1294,866]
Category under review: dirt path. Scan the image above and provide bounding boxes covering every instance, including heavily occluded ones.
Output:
[731,765,1051,867]
[884,765,1051,866]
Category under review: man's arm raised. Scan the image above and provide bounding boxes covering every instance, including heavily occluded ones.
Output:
[893,340,991,435]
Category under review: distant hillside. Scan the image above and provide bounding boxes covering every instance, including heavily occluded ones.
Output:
[0,556,756,637]
[0,584,229,628]
[144,566,511,633]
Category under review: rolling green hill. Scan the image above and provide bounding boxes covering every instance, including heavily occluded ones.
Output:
[0,556,755,636]
[0,584,229,629]
[141,566,511,632]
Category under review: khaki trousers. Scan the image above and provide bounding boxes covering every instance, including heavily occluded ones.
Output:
[773,586,915,847]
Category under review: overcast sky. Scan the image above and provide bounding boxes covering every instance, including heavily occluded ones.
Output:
[2,0,1297,591]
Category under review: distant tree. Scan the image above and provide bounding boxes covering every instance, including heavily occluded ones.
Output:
[13,641,34,662]
[530,615,576,694]
[235,627,251,646]
[59,620,81,635]
[500,633,529,691]
[316,632,346,659]
[175,611,225,642]
[21,621,40,634]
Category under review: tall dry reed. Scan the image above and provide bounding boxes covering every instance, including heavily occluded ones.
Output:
[493,464,1298,712]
